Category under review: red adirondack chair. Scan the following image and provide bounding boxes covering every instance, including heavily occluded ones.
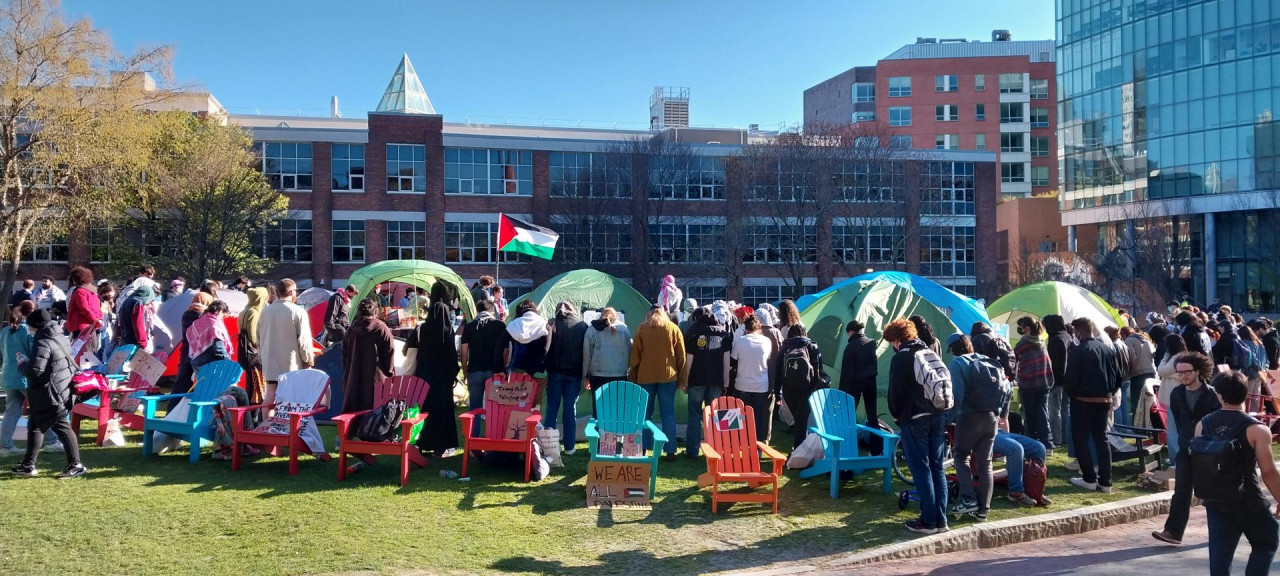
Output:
[71,347,166,446]
[228,369,333,475]
[332,375,430,486]
[458,372,542,482]
[699,395,786,514]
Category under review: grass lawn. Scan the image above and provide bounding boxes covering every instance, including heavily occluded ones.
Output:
[0,412,1157,576]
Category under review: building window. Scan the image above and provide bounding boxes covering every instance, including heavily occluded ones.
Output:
[90,221,114,263]
[832,160,904,202]
[975,134,987,150]
[888,106,912,126]
[444,148,532,196]
[889,135,912,149]
[259,219,312,263]
[444,221,523,264]
[935,74,958,92]
[1030,78,1049,99]
[1000,133,1026,153]
[920,225,975,278]
[257,142,313,191]
[553,215,632,264]
[998,73,1024,93]
[852,82,875,103]
[888,76,911,97]
[386,220,426,260]
[331,144,365,191]
[743,223,817,264]
[685,285,727,303]
[386,144,426,193]
[1030,108,1050,128]
[549,151,631,198]
[741,283,817,307]
[1000,103,1025,123]
[974,74,986,91]
[935,104,958,122]
[833,221,905,264]
[852,111,876,123]
[25,235,69,263]
[935,134,960,150]
[1031,136,1050,157]
[331,220,366,263]
[647,222,724,263]
[648,155,725,200]
[1001,162,1026,183]
[922,161,975,216]
[975,103,986,121]
[1031,166,1051,186]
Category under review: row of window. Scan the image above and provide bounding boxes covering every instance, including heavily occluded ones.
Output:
[999,163,1052,186]
[862,75,1048,101]
[885,104,1049,127]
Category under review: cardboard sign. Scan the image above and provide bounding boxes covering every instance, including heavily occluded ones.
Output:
[597,432,642,457]
[586,461,651,509]
[78,352,102,372]
[505,410,534,440]
[105,348,133,375]
[488,377,534,406]
[129,351,166,386]
[715,408,744,432]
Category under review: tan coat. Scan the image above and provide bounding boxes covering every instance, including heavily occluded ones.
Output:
[257,300,315,381]
[629,321,686,385]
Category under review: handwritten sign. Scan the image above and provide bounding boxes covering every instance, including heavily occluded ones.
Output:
[597,432,642,457]
[488,376,534,406]
[586,461,651,509]
[105,348,133,375]
[129,351,167,386]
[505,410,534,441]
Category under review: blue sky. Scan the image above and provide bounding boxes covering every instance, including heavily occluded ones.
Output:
[64,1,1055,129]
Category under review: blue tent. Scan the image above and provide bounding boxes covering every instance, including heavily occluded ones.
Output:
[795,271,990,332]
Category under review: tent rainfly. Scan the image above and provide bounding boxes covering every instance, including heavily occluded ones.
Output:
[986,281,1124,333]
[506,269,651,333]
[343,260,476,322]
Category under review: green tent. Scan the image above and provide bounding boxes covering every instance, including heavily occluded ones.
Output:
[798,280,962,422]
[506,269,651,332]
[344,260,476,322]
[987,281,1124,332]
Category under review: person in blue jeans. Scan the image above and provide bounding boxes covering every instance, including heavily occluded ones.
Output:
[993,429,1052,506]
[885,318,950,535]
[459,300,510,437]
[630,306,685,459]
[681,307,730,457]
[544,302,589,454]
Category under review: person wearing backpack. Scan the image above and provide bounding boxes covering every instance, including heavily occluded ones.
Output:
[970,322,1015,381]
[1212,319,1247,370]
[1151,351,1221,546]
[775,324,827,450]
[1189,370,1280,575]
[1014,318,1054,449]
[887,318,952,535]
[1064,317,1124,493]
[946,334,1010,522]
[1238,325,1268,400]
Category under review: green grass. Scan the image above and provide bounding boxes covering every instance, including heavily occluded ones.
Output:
[0,414,1155,576]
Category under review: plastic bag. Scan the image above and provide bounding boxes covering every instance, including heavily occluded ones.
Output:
[103,418,126,447]
[405,404,425,444]
[537,426,563,468]
[786,432,823,470]
[778,399,795,427]
[396,348,418,377]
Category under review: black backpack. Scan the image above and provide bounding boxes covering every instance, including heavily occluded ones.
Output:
[965,355,1012,413]
[1190,414,1260,507]
[781,345,816,390]
[357,399,407,442]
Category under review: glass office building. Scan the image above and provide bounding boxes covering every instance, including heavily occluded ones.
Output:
[1057,0,1280,312]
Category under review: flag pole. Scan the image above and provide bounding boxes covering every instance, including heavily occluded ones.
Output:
[496,213,502,286]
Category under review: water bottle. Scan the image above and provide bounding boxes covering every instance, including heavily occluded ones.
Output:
[440,469,459,479]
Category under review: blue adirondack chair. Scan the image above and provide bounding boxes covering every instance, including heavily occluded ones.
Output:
[140,360,244,463]
[800,388,899,498]
[585,381,666,497]
[97,344,139,382]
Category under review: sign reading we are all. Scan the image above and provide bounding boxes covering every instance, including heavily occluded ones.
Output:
[586,461,651,510]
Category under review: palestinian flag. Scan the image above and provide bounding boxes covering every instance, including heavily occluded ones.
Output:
[498,213,559,260]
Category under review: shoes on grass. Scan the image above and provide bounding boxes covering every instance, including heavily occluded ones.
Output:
[904,520,939,535]
[56,463,87,479]
[950,499,979,515]
[1037,494,1054,506]
[966,511,988,522]
[42,442,62,454]
[563,448,576,456]
[1007,491,1038,506]
[1069,477,1097,491]
[9,464,36,476]
[1152,530,1182,545]
[1064,459,1081,472]
[440,448,460,458]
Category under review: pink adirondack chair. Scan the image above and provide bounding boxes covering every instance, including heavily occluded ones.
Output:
[458,372,542,482]
[228,369,332,475]
[332,375,430,486]
[71,347,167,446]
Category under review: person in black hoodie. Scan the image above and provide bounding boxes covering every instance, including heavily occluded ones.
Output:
[839,320,879,425]
[10,310,85,478]
[545,301,588,453]
[1044,314,1073,458]
[886,317,950,535]
[775,325,827,450]
[1063,317,1123,493]
[681,306,731,457]
[970,321,1015,380]
[1212,320,1245,369]
[1176,311,1210,356]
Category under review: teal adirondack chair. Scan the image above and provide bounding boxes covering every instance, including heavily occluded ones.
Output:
[140,360,244,463]
[800,388,899,498]
[585,381,666,497]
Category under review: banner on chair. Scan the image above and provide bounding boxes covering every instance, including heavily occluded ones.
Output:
[715,408,743,432]
[488,377,535,406]
[597,432,642,457]
[586,461,651,509]
[130,352,166,386]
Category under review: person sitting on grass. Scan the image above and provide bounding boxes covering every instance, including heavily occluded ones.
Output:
[1151,351,1221,546]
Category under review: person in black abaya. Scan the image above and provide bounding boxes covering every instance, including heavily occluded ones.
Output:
[341,298,394,434]
[408,282,460,457]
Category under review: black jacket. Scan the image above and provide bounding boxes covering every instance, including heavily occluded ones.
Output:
[1264,330,1280,370]
[1169,382,1222,457]
[1182,323,1209,355]
[774,336,826,397]
[546,316,588,377]
[1063,337,1123,399]
[888,338,939,424]
[1212,330,1244,369]
[1046,328,1072,389]
[323,292,351,342]
[839,333,877,392]
[22,324,75,428]
[685,315,732,388]
[971,329,1015,379]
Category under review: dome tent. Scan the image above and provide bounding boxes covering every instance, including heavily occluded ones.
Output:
[796,271,990,334]
[344,260,476,322]
[987,281,1124,332]
[798,279,962,420]
[506,269,651,332]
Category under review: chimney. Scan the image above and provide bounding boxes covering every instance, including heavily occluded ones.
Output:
[331,96,341,118]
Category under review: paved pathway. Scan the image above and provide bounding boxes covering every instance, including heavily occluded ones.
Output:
[833,506,1261,575]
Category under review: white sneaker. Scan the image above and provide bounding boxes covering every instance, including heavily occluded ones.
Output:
[563,448,576,456]
[3,446,24,456]
[1070,477,1097,491]
[1098,484,1112,494]
[1064,459,1081,472]
[42,442,63,454]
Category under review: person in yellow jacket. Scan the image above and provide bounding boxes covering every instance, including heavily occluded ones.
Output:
[630,305,686,460]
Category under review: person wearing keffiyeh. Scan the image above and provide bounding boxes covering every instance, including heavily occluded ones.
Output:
[657,275,683,322]
[187,300,234,369]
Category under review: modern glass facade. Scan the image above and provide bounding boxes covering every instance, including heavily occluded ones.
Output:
[1058,0,1280,311]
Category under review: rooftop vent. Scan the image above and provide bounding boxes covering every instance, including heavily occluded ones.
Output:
[915,37,938,44]
[992,29,1012,41]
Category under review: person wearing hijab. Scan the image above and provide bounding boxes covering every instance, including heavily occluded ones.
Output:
[187,300,233,369]
[118,283,158,353]
[710,300,732,331]
[754,303,784,354]
[238,287,269,404]
[10,310,85,478]
[341,298,394,431]
[677,298,699,334]
[545,301,588,453]
[169,291,214,411]
[657,275,683,322]
[407,282,461,457]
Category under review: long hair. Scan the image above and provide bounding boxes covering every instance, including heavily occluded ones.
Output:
[1239,325,1262,345]
[8,300,34,329]
[910,315,938,345]
[1163,333,1187,357]
[641,307,670,329]
[778,299,801,327]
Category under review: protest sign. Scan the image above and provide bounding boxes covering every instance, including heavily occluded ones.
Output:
[586,461,651,509]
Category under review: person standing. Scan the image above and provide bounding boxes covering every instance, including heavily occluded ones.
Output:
[1152,352,1221,546]
[1238,325,1268,400]
[776,299,804,335]
[1192,370,1280,576]
[340,298,394,432]
[1104,326,1134,427]
[887,318,952,535]
[581,307,631,418]
[970,322,1015,381]
[459,300,510,437]
[1064,317,1123,493]
[682,307,731,456]
[544,302,588,453]
[163,278,185,302]
[910,316,943,357]
[117,265,159,313]
[323,284,356,347]
[407,283,460,458]
[1014,317,1054,448]
[257,279,315,405]
[0,302,49,455]
[946,334,1003,522]
[776,325,826,449]
[629,306,685,460]
[1259,318,1280,370]
[64,266,102,358]
[1156,333,1190,457]
[656,275,683,322]
[1123,327,1157,427]
[96,282,118,362]
[1044,314,1073,456]
[117,284,157,353]
[9,310,85,478]
[8,279,34,310]
[491,285,509,320]
[732,315,773,443]
[839,320,879,425]
[32,276,65,311]
[237,287,269,404]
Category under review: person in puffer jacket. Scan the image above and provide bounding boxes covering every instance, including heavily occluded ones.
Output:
[10,309,86,478]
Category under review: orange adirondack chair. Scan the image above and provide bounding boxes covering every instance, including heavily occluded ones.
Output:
[458,372,542,482]
[228,369,333,475]
[698,396,786,513]
[332,375,430,486]
[72,346,167,446]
